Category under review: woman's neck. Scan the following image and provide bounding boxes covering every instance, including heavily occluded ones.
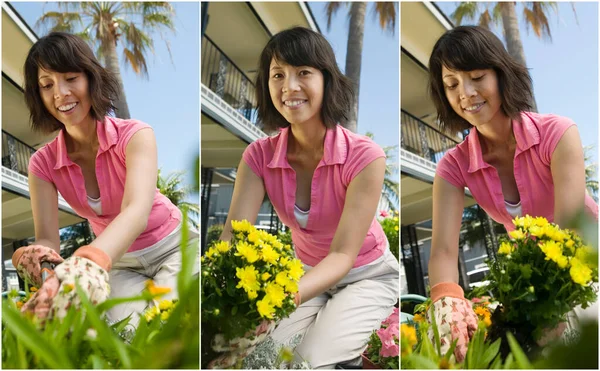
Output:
[64,115,99,153]
[288,119,327,155]
[476,112,515,153]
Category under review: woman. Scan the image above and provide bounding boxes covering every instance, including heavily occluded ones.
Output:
[427,26,598,361]
[12,32,197,325]
[217,27,399,369]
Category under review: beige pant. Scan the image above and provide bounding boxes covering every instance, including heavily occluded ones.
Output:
[270,247,399,369]
[106,222,199,327]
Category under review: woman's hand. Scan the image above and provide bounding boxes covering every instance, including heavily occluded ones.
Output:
[12,245,64,287]
[426,282,478,363]
[22,245,112,320]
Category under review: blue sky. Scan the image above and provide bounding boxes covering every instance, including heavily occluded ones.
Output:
[11,1,200,187]
[435,2,599,164]
[308,2,400,160]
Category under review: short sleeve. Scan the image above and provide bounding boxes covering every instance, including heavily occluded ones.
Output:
[436,153,466,189]
[539,115,576,165]
[28,149,53,183]
[116,120,153,158]
[242,140,265,179]
[343,139,386,184]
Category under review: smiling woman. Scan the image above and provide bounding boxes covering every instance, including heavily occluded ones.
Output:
[12,32,198,327]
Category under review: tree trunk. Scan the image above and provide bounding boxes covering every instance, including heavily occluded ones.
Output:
[344,2,367,133]
[103,39,131,119]
[500,2,538,112]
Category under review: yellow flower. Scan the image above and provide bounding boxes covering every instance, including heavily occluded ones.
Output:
[30,287,38,293]
[160,311,170,321]
[144,306,160,322]
[214,241,231,253]
[412,313,425,322]
[205,246,219,260]
[236,266,261,293]
[264,283,286,308]
[575,245,592,263]
[474,306,490,317]
[145,280,172,297]
[158,300,174,311]
[257,297,276,319]
[401,324,417,356]
[279,256,290,267]
[286,260,304,281]
[570,257,593,286]
[247,231,262,245]
[498,242,514,255]
[565,239,575,251]
[533,216,549,228]
[261,245,280,264]
[483,316,492,327]
[275,272,290,287]
[231,220,253,233]
[513,215,534,229]
[248,290,258,300]
[394,226,399,231]
[283,279,298,293]
[509,229,525,240]
[393,216,399,222]
[235,241,259,263]
[261,272,272,281]
[539,241,568,268]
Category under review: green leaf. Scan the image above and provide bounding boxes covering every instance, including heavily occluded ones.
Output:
[506,332,533,369]
[1,300,73,368]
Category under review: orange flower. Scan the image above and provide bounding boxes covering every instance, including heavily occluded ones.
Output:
[16,301,23,309]
[412,313,426,322]
[30,287,38,293]
[145,280,172,297]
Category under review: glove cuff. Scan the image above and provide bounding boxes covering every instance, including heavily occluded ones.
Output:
[293,292,301,306]
[431,282,465,302]
[73,245,112,272]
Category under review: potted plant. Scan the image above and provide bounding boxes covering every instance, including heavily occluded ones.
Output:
[362,308,399,369]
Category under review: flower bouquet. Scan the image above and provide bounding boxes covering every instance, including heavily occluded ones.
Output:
[473,216,598,357]
[201,220,305,368]
[363,308,399,369]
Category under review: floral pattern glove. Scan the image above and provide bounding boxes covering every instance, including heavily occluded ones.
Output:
[12,245,64,287]
[426,282,478,363]
[208,320,276,369]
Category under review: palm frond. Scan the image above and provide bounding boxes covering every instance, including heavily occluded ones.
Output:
[35,11,83,34]
[522,2,557,41]
[451,2,480,26]
[372,2,397,35]
[325,2,345,31]
[119,20,153,78]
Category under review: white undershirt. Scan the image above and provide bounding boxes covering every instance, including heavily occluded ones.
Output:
[87,195,102,215]
[294,204,309,229]
[505,199,522,218]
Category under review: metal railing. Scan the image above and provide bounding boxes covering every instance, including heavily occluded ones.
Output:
[401,110,460,164]
[201,35,259,124]
[2,130,36,177]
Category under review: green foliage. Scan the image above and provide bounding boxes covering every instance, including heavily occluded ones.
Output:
[2,213,199,369]
[206,224,224,247]
[379,211,400,262]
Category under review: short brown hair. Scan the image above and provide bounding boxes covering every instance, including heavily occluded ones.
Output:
[255,27,354,132]
[24,32,119,133]
[428,26,534,134]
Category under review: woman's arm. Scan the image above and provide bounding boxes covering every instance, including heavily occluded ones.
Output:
[551,126,586,227]
[297,157,385,304]
[29,173,61,252]
[429,175,464,287]
[90,128,157,262]
[219,160,266,241]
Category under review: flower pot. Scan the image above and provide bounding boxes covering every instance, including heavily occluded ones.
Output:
[361,353,379,369]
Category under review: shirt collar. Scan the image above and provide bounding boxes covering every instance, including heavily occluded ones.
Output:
[267,125,348,169]
[467,113,540,173]
[53,117,118,170]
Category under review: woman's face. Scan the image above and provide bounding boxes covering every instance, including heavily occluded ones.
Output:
[38,67,93,128]
[268,58,324,126]
[441,66,504,127]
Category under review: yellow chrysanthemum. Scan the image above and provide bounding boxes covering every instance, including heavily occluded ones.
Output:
[231,220,253,233]
[575,245,592,263]
[279,256,290,267]
[286,260,304,281]
[483,316,492,327]
[236,265,261,293]
[261,272,272,281]
[570,257,593,286]
[513,215,534,229]
[144,306,161,322]
[565,239,575,251]
[264,283,286,308]
[509,229,526,240]
[275,272,290,287]
[257,297,276,319]
[272,240,284,251]
[474,306,490,317]
[247,231,262,245]
[248,290,258,300]
[214,241,231,253]
[412,313,425,322]
[401,324,417,356]
[539,240,568,268]
[160,311,171,321]
[282,279,298,293]
[533,216,549,228]
[145,280,172,296]
[204,246,219,260]
[235,241,260,263]
[498,241,513,255]
[159,299,174,311]
[261,245,280,264]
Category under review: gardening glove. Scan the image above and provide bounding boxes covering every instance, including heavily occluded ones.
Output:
[12,245,64,287]
[426,282,478,363]
[22,245,112,321]
[208,320,277,369]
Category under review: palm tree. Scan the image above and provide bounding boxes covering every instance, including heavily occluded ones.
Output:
[157,169,200,230]
[36,2,176,119]
[584,145,599,202]
[325,2,397,133]
[450,2,573,113]
[366,132,399,211]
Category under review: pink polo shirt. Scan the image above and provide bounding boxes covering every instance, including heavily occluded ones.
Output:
[28,116,182,252]
[437,111,598,231]
[243,125,387,268]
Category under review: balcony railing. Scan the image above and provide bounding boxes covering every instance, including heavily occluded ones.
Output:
[2,130,36,177]
[401,110,461,164]
[201,35,259,124]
